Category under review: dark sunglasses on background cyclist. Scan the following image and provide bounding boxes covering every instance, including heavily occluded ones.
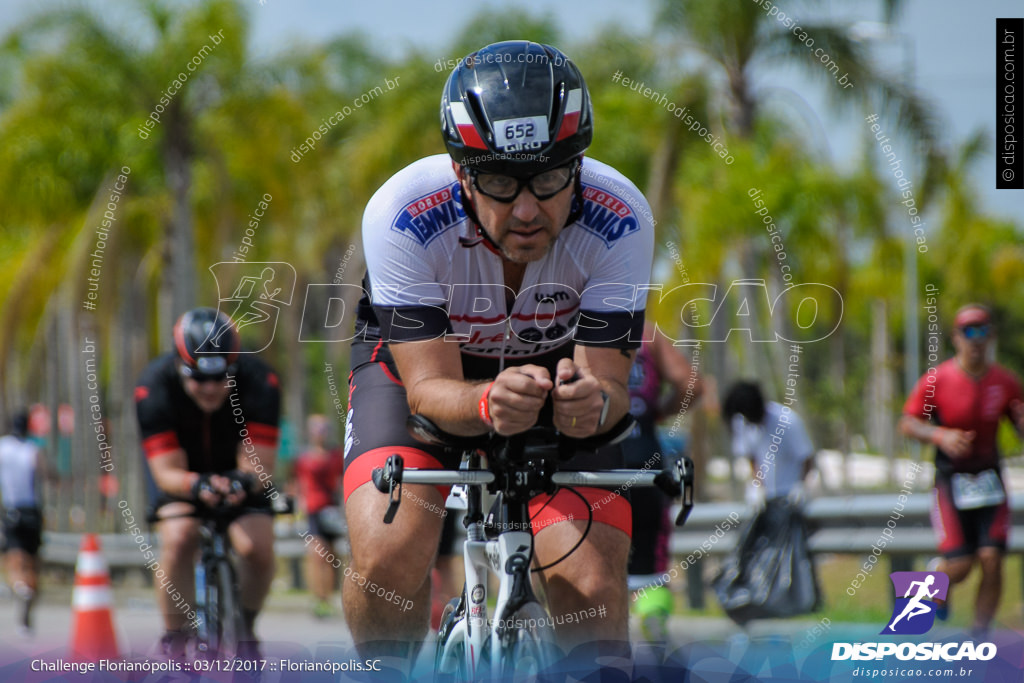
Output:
[959,324,991,340]
[468,158,580,202]
[178,356,236,383]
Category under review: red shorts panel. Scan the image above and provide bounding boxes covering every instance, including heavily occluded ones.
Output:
[343,446,450,503]
[529,486,632,537]
[931,479,1010,558]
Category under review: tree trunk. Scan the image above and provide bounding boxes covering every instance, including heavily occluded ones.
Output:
[283,276,307,466]
[44,314,61,528]
[162,98,196,332]
[64,304,87,531]
[869,298,896,479]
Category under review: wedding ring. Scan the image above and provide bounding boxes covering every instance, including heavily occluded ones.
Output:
[571,416,577,428]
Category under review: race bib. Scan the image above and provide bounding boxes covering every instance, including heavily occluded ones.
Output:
[951,470,1006,510]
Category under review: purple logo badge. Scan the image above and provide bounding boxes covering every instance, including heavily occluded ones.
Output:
[882,571,949,635]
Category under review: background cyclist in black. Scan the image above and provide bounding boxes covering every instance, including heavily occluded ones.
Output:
[135,307,281,657]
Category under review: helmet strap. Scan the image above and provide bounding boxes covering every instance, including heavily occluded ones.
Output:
[456,173,505,255]
[564,157,585,228]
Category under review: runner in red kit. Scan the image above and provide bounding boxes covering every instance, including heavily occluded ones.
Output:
[901,304,1024,635]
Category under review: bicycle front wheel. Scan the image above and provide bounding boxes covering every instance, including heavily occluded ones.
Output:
[434,597,468,682]
[497,601,559,681]
[216,558,243,656]
[198,563,221,658]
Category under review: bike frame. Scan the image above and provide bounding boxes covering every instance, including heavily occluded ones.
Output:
[378,426,693,679]
[194,513,240,654]
[435,452,543,677]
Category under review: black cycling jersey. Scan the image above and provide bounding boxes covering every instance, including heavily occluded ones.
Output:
[135,353,280,473]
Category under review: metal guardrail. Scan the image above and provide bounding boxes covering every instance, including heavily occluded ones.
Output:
[669,492,1024,609]
[40,522,318,569]
[40,493,1024,607]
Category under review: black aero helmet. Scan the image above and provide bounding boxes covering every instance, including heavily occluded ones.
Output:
[441,41,593,176]
[173,308,240,379]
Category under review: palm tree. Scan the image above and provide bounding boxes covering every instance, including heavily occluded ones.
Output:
[645,0,943,458]
[0,0,350,525]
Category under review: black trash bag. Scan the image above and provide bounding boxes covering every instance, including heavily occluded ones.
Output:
[712,497,822,624]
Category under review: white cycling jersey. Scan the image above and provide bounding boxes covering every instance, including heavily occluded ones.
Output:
[359,154,654,364]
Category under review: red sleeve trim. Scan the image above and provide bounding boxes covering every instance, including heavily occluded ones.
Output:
[248,422,280,446]
[143,431,181,459]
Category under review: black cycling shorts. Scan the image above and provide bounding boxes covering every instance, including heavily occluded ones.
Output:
[932,477,1010,558]
[307,507,344,543]
[622,434,670,575]
[3,507,43,555]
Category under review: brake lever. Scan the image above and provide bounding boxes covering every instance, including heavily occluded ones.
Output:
[371,455,405,524]
[654,455,695,526]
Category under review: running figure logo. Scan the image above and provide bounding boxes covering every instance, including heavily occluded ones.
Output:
[882,571,949,635]
[208,261,296,353]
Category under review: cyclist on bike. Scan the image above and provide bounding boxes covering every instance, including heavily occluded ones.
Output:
[343,41,654,662]
[135,307,281,657]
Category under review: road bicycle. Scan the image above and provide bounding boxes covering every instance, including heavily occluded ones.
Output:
[151,483,291,660]
[373,414,694,680]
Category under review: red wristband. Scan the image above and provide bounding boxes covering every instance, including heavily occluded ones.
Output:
[479,382,495,428]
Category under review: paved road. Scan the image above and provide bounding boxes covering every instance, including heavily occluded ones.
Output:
[0,586,359,669]
[0,584,803,667]
[2,587,1020,683]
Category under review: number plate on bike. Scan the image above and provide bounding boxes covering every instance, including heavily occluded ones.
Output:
[951,470,1005,510]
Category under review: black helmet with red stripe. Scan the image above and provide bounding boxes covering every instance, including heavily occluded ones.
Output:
[173,308,240,380]
[441,41,593,176]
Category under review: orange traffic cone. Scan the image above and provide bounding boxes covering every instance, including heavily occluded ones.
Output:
[69,533,120,660]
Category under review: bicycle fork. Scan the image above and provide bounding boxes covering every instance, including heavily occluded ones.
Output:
[461,528,536,677]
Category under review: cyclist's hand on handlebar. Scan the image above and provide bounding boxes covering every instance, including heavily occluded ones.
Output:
[191,472,249,507]
[191,473,226,507]
[222,470,257,506]
[551,358,604,438]
[489,365,552,435]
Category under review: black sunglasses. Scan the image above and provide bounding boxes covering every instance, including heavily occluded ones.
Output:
[178,360,235,383]
[468,159,579,203]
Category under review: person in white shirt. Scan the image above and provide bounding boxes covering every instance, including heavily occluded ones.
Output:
[722,381,815,504]
[0,410,48,635]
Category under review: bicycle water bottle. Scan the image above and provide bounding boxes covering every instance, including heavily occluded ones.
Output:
[194,563,207,638]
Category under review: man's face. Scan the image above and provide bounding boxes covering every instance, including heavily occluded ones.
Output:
[459,164,576,264]
[953,324,993,366]
[180,367,232,413]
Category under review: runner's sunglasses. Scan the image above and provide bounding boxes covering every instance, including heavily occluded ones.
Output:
[959,324,991,340]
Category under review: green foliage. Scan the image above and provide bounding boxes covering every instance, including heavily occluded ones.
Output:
[0,0,1020,464]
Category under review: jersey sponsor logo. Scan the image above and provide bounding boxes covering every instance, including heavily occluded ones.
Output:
[460,338,566,358]
[533,289,571,303]
[579,186,640,246]
[391,184,466,246]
